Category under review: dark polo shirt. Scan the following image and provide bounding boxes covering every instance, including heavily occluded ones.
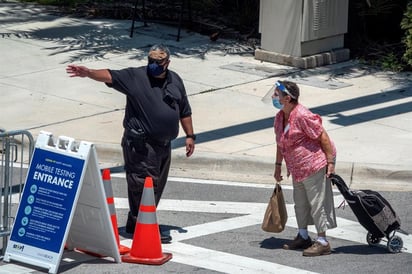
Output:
[107,67,192,142]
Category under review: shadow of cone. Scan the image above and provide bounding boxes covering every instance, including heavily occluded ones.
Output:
[122,176,172,265]
[102,169,130,255]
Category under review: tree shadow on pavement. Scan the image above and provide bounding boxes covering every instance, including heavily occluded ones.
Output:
[0,2,58,25]
[1,3,254,63]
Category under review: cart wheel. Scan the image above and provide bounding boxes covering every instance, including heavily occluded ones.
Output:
[366,232,381,246]
[387,235,403,253]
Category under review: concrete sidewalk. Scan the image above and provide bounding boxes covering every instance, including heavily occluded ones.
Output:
[1,2,412,191]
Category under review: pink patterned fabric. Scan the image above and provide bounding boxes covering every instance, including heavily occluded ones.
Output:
[274,104,336,182]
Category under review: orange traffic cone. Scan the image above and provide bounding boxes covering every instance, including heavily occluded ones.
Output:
[102,169,130,255]
[121,176,172,265]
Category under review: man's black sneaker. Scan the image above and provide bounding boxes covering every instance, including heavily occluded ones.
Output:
[161,233,172,244]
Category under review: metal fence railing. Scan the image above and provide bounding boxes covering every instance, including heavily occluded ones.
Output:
[0,129,34,255]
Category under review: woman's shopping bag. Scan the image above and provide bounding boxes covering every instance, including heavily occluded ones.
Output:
[262,183,288,233]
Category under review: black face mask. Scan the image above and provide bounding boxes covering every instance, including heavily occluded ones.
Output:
[147,62,165,77]
[147,57,167,77]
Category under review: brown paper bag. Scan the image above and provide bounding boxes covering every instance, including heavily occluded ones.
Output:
[261,183,288,233]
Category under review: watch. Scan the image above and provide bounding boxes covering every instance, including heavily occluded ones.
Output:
[186,134,196,141]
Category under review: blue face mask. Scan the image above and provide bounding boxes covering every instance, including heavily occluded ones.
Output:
[147,62,165,77]
[272,97,283,109]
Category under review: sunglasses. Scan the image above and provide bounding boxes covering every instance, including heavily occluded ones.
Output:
[275,81,296,99]
[148,57,168,65]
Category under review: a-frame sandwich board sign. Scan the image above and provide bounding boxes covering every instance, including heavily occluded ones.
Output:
[4,131,121,273]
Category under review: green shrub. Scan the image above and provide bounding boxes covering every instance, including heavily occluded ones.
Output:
[401,1,412,67]
[380,52,404,71]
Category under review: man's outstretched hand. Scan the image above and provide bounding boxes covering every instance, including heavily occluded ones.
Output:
[66,65,89,78]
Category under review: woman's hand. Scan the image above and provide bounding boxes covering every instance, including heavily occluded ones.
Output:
[326,162,335,177]
[274,165,283,182]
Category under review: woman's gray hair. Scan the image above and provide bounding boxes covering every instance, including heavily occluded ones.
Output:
[149,44,171,59]
[280,80,300,103]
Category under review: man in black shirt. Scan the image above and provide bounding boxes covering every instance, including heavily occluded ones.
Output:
[66,44,195,243]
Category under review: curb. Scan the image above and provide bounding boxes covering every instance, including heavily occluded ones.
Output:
[95,145,412,192]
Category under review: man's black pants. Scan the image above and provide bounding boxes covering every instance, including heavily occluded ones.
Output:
[121,135,171,218]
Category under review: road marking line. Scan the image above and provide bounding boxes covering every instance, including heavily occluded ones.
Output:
[166,176,340,193]
[112,173,281,189]
[0,264,36,274]
[170,214,262,241]
[165,242,319,274]
[118,240,318,274]
[159,199,267,214]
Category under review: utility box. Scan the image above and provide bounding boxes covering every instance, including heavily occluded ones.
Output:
[255,0,350,68]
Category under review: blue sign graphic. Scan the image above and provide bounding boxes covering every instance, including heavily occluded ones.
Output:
[10,148,85,253]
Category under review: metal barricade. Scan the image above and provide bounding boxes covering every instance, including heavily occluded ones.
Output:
[0,129,34,255]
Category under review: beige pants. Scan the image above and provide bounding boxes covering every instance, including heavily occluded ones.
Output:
[293,166,337,233]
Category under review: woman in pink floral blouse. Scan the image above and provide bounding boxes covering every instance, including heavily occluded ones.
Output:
[272,80,337,257]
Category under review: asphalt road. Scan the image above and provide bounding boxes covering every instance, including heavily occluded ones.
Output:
[1,174,411,274]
